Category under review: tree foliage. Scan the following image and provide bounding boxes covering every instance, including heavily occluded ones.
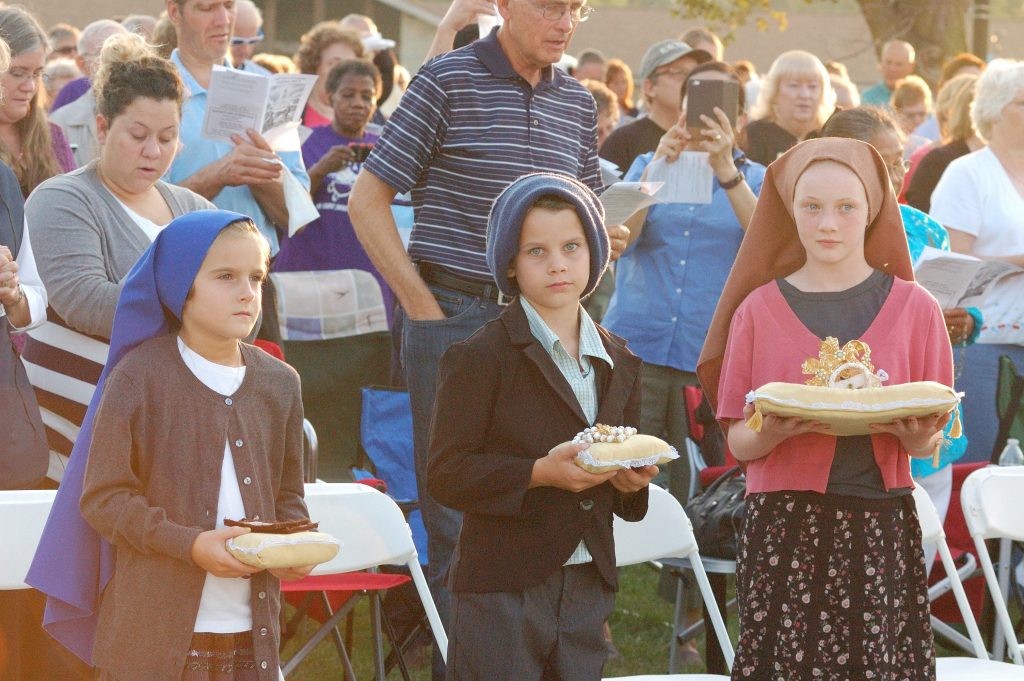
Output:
[672,0,972,82]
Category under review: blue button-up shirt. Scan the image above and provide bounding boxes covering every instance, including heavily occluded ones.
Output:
[603,151,766,373]
[165,50,310,255]
[362,29,602,281]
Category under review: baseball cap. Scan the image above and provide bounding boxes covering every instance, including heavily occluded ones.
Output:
[638,39,713,81]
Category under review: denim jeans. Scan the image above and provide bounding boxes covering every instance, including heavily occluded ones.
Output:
[955,342,1024,462]
[398,283,505,679]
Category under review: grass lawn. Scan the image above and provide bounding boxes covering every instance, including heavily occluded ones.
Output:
[283,562,986,680]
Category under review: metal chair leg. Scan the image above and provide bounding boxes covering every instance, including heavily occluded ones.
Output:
[369,591,386,681]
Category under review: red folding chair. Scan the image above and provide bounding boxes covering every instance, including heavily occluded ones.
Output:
[279,482,444,681]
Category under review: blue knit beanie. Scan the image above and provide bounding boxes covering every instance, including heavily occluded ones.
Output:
[486,173,608,298]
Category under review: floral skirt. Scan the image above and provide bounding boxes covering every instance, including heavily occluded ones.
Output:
[731,491,935,681]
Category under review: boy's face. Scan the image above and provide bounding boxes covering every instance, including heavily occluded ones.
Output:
[508,207,590,312]
[181,230,267,345]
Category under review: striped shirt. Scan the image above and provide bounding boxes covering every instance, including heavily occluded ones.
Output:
[362,29,603,281]
[520,297,613,565]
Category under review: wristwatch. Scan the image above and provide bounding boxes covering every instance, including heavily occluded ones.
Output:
[720,171,745,190]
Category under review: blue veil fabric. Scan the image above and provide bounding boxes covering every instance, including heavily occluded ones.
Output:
[25,209,251,664]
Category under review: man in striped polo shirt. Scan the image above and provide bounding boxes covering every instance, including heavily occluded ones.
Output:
[349,0,625,673]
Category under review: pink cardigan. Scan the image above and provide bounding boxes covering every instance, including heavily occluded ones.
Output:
[717,277,954,495]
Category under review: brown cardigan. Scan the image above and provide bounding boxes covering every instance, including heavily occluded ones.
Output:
[80,335,307,681]
[427,298,648,593]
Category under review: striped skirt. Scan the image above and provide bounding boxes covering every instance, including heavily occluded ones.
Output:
[731,491,935,681]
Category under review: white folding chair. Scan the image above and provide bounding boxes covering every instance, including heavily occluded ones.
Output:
[280,483,447,678]
[605,484,733,681]
[961,466,1024,666]
[911,484,1024,679]
[0,489,56,591]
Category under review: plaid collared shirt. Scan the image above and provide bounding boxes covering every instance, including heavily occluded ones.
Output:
[520,297,613,565]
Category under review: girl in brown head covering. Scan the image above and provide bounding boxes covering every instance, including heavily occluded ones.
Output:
[699,137,951,679]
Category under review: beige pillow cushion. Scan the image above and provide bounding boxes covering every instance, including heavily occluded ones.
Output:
[569,425,679,473]
[226,531,340,569]
[745,381,962,438]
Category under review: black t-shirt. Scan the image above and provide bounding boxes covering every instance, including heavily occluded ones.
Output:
[905,139,970,214]
[777,270,910,498]
[742,119,800,167]
[599,117,666,176]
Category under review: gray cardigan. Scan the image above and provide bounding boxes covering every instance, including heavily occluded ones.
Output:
[26,162,214,338]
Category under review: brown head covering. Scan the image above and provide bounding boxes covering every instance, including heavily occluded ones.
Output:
[696,137,914,411]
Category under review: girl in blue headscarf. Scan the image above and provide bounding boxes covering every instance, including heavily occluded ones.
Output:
[28,210,312,681]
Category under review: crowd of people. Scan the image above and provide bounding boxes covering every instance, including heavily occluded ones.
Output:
[1,0,1023,679]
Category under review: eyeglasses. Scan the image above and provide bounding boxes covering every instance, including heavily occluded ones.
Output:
[652,66,689,80]
[526,0,594,23]
[49,46,76,57]
[230,30,264,46]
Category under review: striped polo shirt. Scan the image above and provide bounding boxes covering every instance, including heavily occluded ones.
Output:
[363,29,603,282]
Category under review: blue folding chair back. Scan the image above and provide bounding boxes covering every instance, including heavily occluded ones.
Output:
[359,386,426,563]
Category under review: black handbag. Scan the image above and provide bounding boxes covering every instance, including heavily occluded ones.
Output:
[683,466,746,560]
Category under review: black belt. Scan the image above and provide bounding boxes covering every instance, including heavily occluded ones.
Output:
[417,262,512,305]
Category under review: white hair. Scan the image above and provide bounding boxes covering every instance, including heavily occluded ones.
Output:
[78,19,127,57]
[971,59,1024,143]
[751,50,836,127]
[881,39,915,64]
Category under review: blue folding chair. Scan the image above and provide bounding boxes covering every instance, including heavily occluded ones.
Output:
[355,385,427,563]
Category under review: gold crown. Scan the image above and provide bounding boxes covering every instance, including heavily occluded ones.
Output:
[802,337,877,387]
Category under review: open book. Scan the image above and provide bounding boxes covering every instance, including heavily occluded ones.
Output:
[914,246,1024,344]
[201,65,316,151]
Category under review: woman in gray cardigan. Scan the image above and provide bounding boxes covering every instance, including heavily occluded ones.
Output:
[21,33,213,483]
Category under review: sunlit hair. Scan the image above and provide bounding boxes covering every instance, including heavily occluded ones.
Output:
[151,12,176,59]
[93,32,183,122]
[0,6,61,196]
[938,52,984,91]
[295,22,364,75]
[252,53,298,74]
[934,73,977,143]
[970,58,1024,144]
[580,79,617,120]
[0,36,10,73]
[221,219,270,269]
[821,106,901,145]
[750,50,835,127]
[604,58,634,111]
[890,75,931,113]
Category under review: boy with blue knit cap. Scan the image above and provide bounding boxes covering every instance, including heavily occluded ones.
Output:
[427,173,656,681]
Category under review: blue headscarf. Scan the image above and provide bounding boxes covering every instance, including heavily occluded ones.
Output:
[26,210,253,664]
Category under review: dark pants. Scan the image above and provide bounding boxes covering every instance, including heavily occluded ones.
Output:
[398,284,505,679]
[446,563,615,681]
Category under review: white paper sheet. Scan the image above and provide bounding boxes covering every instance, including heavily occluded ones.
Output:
[599,182,665,225]
[642,152,713,205]
[599,157,622,186]
[202,66,316,148]
[274,158,319,237]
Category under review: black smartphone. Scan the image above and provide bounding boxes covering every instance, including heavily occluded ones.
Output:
[348,142,374,164]
[686,79,740,131]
